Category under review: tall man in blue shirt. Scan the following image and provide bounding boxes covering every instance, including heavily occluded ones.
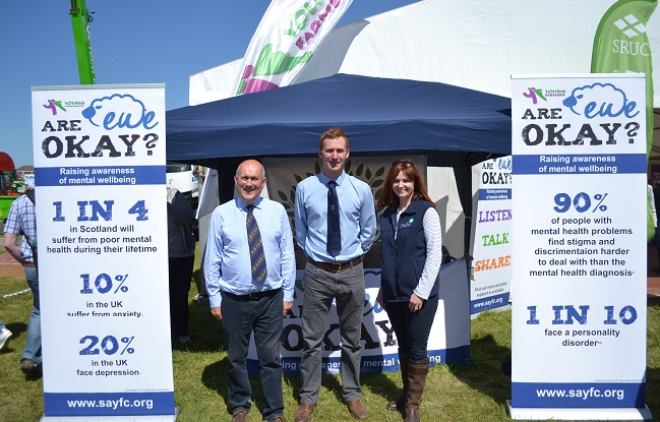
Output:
[294,127,376,422]
[204,159,295,422]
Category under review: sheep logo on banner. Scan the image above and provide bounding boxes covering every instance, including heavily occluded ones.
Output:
[82,94,159,130]
[562,83,640,119]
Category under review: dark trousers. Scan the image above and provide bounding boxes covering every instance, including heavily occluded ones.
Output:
[222,289,284,420]
[168,255,194,337]
[386,298,439,362]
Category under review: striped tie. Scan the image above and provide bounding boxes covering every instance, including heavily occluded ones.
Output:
[246,206,267,283]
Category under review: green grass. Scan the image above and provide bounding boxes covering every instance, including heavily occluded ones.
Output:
[2,265,660,421]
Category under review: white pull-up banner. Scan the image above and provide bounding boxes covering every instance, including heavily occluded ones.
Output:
[510,74,650,420]
[32,84,175,419]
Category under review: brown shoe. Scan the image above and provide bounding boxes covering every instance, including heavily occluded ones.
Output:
[293,403,315,422]
[346,399,367,420]
[231,408,248,422]
[270,416,288,422]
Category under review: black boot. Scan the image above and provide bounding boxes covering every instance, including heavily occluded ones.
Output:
[386,353,409,411]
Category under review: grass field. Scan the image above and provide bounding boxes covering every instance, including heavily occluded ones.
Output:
[1,267,659,421]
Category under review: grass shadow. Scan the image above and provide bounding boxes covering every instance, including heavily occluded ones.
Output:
[320,371,346,404]
[282,365,400,406]
[184,300,226,353]
[266,366,347,405]
[646,366,660,415]
[201,357,292,418]
[446,334,512,406]
[23,369,43,382]
[361,370,401,404]
[200,357,230,413]
[644,305,660,415]
[247,371,286,417]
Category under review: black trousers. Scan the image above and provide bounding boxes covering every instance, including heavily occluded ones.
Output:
[221,289,284,420]
[386,298,439,362]
[168,255,194,337]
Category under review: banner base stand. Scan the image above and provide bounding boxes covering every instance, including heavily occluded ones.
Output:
[507,401,652,420]
[40,407,179,422]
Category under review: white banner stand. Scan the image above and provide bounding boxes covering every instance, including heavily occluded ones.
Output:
[510,74,651,420]
[506,401,652,421]
[40,408,179,422]
[32,84,176,420]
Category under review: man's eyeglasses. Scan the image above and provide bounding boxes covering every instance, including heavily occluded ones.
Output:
[392,160,415,168]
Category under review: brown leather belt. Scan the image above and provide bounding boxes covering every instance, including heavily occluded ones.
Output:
[24,262,36,268]
[308,256,362,273]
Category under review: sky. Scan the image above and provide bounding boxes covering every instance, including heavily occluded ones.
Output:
[0,0,421,168]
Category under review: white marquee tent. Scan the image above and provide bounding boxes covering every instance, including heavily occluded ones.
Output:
[188,0,660,253]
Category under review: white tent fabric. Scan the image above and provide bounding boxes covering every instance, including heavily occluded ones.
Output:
[190,0,659,106]
[188,0,660,253]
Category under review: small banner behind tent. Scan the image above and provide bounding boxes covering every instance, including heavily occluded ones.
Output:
[470,156,512,314]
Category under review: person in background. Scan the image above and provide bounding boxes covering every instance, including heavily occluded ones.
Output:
[649,181,657,232]
[193,166,210,304]
[167,186,196,345]
[294,127,376,422]
[652,181,660,273]
[204,159,294,422]
[376,159,443,422]
[3,182,41,374]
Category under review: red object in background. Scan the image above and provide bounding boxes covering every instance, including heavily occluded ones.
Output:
[0,152,16,172]
[0,152,18,196]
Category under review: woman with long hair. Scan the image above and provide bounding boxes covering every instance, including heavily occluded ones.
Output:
[376,159,443,422]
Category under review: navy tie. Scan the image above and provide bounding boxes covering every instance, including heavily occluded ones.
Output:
[246,206,267,283]
[327,181,341,257]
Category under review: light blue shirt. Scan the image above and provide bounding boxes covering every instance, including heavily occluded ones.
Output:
[4,194,36,262]
[295,172,376,263]
[204,196,295,308]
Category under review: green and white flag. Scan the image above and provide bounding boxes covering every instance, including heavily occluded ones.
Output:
[234,0,354,96]
[197,0,354,218]
[592,0,657,239]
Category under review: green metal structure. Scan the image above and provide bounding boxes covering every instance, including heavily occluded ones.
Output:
[70,0,96,84]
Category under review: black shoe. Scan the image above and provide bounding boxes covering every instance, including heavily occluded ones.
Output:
[21,359,38,373]
[193,294,209,303]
